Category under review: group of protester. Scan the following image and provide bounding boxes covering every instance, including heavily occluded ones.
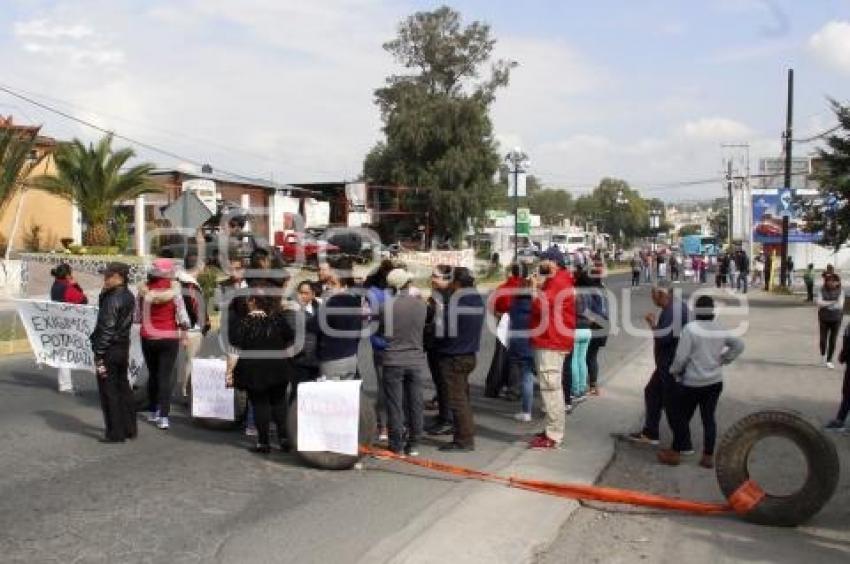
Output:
[50,237,850,457]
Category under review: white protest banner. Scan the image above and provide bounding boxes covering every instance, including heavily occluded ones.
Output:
[16,299,98,370]
[15,300,144,377]
[190,358,235,420]
[297,380,361,456]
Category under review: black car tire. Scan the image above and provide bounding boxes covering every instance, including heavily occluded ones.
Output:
[716,410,840,527]
[287,391,376,470]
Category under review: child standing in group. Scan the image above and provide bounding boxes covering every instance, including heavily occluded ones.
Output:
[657,296,745,469]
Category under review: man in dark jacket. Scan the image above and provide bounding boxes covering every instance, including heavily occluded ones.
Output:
[90,262,137,443]
[436,267,485,452]
[627,280,690,446]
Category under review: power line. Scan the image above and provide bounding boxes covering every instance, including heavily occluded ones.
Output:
[0,82,333,185]
[793,123,841,143]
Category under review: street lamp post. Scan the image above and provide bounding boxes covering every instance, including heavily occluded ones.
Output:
[505,147,530,262]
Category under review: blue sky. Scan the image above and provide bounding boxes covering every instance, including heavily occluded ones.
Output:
[2,0,850,200]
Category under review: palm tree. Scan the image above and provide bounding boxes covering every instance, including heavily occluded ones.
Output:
[32,134,160,246]
[1,128,46,258]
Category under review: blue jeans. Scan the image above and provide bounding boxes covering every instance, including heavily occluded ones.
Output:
[571,329,592,395]
[511,358,535,414]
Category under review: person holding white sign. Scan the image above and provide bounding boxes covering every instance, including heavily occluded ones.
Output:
[50,263,89,394]
[90,262,137,443]
[228,282,295,454]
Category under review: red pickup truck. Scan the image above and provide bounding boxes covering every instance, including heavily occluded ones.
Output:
[274,231,339,264]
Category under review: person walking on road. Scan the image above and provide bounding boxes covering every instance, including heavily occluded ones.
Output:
[804,263,815,303]
[735,250,750,294]
[228,283,295,454]
[658,296,744,468]
[379,268,430,456]
[137,258,190,430]
[528,248,576,450]
[627,280,691,446]
[90,262,137,443]
[435,267,485,452]
[817,273,844,369]
[630,255,641,287]
[825,322,850,432]
[50,263,88,394]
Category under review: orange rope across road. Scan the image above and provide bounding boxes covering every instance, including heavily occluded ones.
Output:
[360,446,757,516]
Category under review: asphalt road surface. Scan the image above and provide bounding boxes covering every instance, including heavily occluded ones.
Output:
[0,274,671,563]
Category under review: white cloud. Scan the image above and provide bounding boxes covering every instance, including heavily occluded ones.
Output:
[13,18,124,66]
[808,20,850,74]
[14,19,93,40]
[679,117,753,141]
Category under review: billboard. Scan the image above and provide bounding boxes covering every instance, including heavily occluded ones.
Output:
[752,188,821,243]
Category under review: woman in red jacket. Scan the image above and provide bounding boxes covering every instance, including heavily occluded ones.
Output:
[137,258,189,430]
[50,263,88,393]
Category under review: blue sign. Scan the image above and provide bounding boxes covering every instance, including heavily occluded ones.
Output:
[752,189,821,243]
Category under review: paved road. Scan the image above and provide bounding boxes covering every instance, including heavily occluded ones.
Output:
[0,273,665,563]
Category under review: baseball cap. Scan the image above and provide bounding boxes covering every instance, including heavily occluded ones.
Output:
[540,247,566,268]
[100,261,130,281]
[387,268,414,290]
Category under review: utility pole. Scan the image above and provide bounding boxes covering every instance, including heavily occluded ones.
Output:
[726,159,733,250]
[504,148,529,263]
[780,68,794,288]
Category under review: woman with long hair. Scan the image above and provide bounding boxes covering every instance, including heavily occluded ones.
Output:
[228,283,295,453]
[50,263,88,393]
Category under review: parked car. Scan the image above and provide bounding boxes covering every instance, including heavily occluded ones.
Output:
[274,231,339,265]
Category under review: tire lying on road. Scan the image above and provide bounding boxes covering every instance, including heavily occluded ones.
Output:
[287,392,376,471]
[715,410,840,527]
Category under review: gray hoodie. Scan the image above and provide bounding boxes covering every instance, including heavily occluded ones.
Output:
[669,320,744,387]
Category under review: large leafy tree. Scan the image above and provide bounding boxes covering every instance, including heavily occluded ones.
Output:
[801,99,850,250]
[1,128,47,258]
[573,178,649,244]
[364,6,516,241]
[32,134,159,246]
[528,188,573,225]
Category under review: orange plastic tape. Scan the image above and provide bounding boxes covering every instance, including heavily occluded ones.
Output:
[728,480,766,515]
[361,445,733,515]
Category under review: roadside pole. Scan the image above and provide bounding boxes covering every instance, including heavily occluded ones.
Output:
[780,68,794,288]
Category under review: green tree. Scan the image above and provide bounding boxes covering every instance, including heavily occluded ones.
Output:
[573,178,649,244]
[802,99,850,250]
[678,224,702,237]
[363,6,516,242]
[32,134,159,246]
[528,188,573,225]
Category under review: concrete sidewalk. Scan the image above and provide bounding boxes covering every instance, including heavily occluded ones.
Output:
[540,289,850,563]
[360,332,655,563]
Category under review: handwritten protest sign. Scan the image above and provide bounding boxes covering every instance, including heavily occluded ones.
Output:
[297,380,362,456]
[190,358,235,420]
[15,300,144,377]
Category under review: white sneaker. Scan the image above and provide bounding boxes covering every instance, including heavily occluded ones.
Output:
[827,361,835,370]
[146,411,159,423]
[572,395,587,405]
[514,412,532,422]
[565,403,573,414]
[157,417,170,430]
